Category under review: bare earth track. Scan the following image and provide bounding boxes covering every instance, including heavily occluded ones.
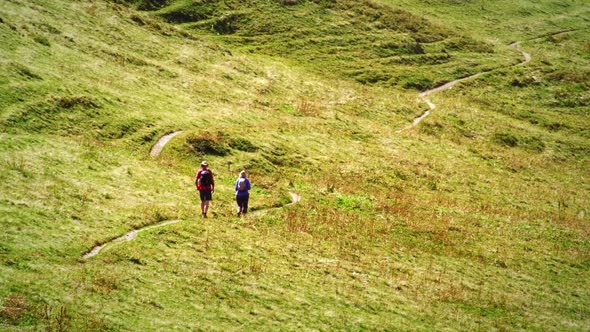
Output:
[83,219,182,259]
[150,131,183,157]
[397,28,582,133]
[396,42,531,133]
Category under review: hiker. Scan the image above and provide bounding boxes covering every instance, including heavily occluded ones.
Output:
[195,161,214,218]
[234,170,251,217]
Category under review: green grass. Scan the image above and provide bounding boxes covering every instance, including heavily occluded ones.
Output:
[1,0,589,330]
[142,0,514,89]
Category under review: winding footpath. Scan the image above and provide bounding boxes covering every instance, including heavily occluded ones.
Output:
[396,41,531,133]
[397,28,584,133]
[251,192,302,217]
[83,219,182,259]
[83,133,302,259]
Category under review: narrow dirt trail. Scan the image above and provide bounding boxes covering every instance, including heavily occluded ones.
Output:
[396,42,531,133]
[396,27,585,133]
[150,131,183,157]
[83,134,302,259]
[250,192,302,217]
[83,219,181,259]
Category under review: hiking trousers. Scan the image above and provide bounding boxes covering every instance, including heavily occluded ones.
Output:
[236,194,249,214]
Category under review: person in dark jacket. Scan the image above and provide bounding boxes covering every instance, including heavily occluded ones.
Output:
[195,161,214,218]
[234,170,251,217]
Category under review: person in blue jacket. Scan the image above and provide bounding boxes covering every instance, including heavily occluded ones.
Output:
[235,170,251,217]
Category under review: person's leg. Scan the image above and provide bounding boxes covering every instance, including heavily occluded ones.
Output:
[206,190,212,216]
[236,196,242,216]
[236,195,246,215]
[203,200,209,215]
[200,190,212,217]
[242,194,249,214]
[199,191,205,217]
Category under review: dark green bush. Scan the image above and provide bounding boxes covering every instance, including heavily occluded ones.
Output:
[384,53,450,65]
[210,13,246,34]
[110,0,171,11]
[102,117,148,139]
[400,76,433,90]
[31,34,50,46]
[420,121,444,137]
[229,137,258,152]
[185,133,230,156]
[53,95,100,109]
[14,64,42,80]
[521,136,546,152]
[493,130,546,152]
[137,0,170,11]
[157,2,217,23]
[493,132,519,147]
[353,69,392,84]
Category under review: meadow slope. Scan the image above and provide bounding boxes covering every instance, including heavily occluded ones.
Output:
[1,0,589,330]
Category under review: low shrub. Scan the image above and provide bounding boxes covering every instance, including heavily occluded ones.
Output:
[493,130,546,152]
[229,137,258,152]
[210,13,246,34]
[493,131,519,147]
[185,133,230,156]
[420,121,444,137]
[31,34,50,46]
[400,75,433,90]
[521,135,546,152]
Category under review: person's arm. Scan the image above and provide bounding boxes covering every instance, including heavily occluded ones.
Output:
[246,179,251,190]
[211,172,215,192]
[195,171,200,189]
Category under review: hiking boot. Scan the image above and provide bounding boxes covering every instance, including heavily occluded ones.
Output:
[202,213,207,218]
[237,212,241,217]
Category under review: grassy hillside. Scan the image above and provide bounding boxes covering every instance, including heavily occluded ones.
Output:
[128,0,514,89]
[1,0,589,330]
